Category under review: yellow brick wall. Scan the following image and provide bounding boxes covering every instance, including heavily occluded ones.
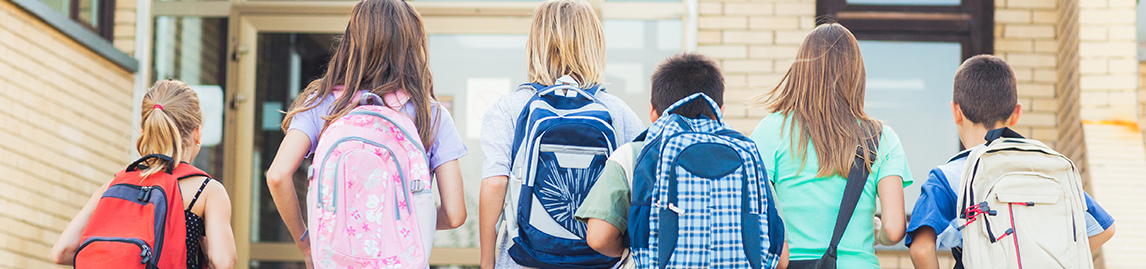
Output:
[113,0,136,54]
[1076,0,1146,267]
[997,0,1062,146]
[0,1,135,268]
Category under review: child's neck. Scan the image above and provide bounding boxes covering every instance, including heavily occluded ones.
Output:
[958,121,1009,149]
[959,126,990,149]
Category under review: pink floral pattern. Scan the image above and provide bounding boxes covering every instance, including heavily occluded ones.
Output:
[307,100,430,269]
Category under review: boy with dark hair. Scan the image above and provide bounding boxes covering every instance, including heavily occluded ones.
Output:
[648,53,725,120]
[907,55,1116,268]
[574,53,727,256]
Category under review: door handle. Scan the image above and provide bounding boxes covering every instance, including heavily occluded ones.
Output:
[230,93,248,110]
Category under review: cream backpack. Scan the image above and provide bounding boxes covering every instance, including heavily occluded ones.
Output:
[957,127,1092,269]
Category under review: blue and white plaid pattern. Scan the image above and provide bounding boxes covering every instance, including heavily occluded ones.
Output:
[633,115,780,269]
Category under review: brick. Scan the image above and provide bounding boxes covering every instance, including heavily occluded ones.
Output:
[723,30,773,44]
[698,30,723,44]
[798,16,816,29]
[1080,59,1109,74]
[1081,75,1137,90]
[1003,25,1055,39]
[1033,40,1057,53]
[725,74,748,87]
[1079,26,1108,41]
[995,9,1031,23]
[1108,0,1137,8]
[1033,69,1057,83]
[1079,9,1136,24]
[1007,53,1057,67]
[1108,58,1138,73]
[1079,42,1136,57]
[1030,10,1058,24]
[1080,91,1110,107]
[748,74,786,87]
[699,16,748,30]
[774,30,810,44]
[1030,97,1058,112]
[724,3,772,15]
[1018,83,1056,97]
[698,45,749,59]
[1107,25,1136,41]
[749,45,799,59]
[1007,0,1056,9]
[722,59,773,73]
[773,2,814,16]
[995,39,1033,52]
[749,16,799,30]
[1078,0,1108,8]
[1022,112,1057,127]
[699,2,723,15]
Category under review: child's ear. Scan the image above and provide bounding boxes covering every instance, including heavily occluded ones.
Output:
[951,102,964,125]
[1006,103,1023,127]
[194,127,203,145]
[649,104,659,122]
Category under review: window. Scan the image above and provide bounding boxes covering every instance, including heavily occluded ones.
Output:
[38,0,116,39]
[817,0,994,216]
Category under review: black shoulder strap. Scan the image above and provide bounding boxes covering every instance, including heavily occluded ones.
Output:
[187,177,212,209]
[984,127,1024,142]
[823,130,880,260]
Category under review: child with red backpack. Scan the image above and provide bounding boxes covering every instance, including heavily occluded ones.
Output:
[50,79,237,269]
[267,0,468,268]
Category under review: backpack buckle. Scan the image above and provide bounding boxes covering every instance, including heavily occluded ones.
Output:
[410,179,426,193]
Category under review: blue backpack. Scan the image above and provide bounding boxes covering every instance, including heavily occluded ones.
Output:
[505,76,621,268]
[628,93,784,269]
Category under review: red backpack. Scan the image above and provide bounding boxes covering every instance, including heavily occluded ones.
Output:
[75,154,208,269]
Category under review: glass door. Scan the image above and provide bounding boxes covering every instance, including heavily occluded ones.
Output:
[225,2,686,268]
[227,12,349,269]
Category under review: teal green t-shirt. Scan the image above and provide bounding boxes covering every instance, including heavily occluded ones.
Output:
[749,112,913,268]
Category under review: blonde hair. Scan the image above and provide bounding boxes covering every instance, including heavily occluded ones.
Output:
[752,23,881,177]
[526,0,606,88]
[137,80,202,178]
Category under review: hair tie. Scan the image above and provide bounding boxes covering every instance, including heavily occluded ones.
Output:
[153,104,163,110]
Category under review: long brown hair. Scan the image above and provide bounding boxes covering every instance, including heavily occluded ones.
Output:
[526,0,606,88]
[138,80,203,178]
[281,0,438,149]
[753,23,881,177]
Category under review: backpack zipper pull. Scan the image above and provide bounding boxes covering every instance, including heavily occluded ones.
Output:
[137,187,148,201]
[139,245,152,264]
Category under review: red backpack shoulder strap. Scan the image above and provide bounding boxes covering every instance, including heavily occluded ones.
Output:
[172,163,211,180]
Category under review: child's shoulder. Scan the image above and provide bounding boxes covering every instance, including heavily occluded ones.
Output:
[931,150,972,189]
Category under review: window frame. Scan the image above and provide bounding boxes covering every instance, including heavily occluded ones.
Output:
[816,0,994,59]
[63,0,116,40]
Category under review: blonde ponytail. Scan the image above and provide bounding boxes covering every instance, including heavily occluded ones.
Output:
[136,80,203,178]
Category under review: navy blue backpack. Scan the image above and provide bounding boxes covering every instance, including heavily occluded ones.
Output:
[628,93,784,269]
[504,76,622,268]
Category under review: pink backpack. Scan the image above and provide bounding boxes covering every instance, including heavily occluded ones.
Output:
[307,90,430,269]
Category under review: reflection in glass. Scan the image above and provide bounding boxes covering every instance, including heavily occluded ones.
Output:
[604,19,682,126]
[426,34,529,248]
[152,17,230,177]
[847,0,960,5]
[75,0,99,27]
[252,33,339,243]
[858,40,961,214]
